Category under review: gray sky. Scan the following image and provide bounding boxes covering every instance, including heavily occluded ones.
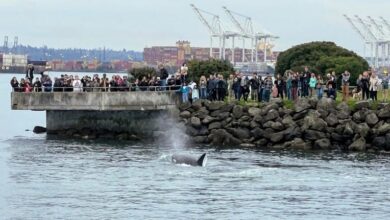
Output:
[0,0,389,55]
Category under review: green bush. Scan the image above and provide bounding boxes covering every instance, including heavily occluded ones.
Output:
[275,41,369,86]
[187,59,234,82]
[128,67,156,81]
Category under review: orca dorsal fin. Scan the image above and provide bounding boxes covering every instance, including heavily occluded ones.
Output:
[197,153,207,166]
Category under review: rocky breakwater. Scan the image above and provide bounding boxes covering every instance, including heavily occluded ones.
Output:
[179,98,390,152]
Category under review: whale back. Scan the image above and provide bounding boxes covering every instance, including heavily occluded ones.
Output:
[172,153,207,167]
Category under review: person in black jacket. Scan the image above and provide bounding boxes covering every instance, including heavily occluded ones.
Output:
[249,73,259,101]
[10,77,20,92]
[216,74,227,101]
[33,77,42,92]
[158,64,169,90]
[25,64,34,83]
[274,74,285,99]
[360,71,370,100]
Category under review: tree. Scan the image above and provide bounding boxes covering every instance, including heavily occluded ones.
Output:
[187,59,235,82]
[275,41,369,85]
[128,67,156,81]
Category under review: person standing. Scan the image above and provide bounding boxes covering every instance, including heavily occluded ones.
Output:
[159,64,169,90]
[180,83,190,103]
[382,72,390,102]
[309,73,317,98]
[275,74,285,99]
[316,75,324,100]
[25,64,34,83]
[10,77,19,92]
[303,67,311,97]
[258,76,264,102]
[369,72,379,101]
[291,73,298,101]
[263,74,273,102]
[72,75,83,92]
[361,72,370,100]
[227,74,234,101]
[249,73,259,101]
[233,75,240,100]
[32,77,42,92]
[192,85,200,101]
[286,72,292,100]
[341,71,350,101]
[199,75,207,99]
[180,63,188,84]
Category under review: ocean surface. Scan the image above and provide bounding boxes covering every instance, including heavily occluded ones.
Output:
[1,73,390,220]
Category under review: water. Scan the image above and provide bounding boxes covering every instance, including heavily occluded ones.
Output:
[1,73,390,219]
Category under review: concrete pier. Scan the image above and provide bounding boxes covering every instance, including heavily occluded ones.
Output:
[11,91,180,137]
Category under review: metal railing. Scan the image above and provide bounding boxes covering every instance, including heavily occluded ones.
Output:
[12,85,181,93]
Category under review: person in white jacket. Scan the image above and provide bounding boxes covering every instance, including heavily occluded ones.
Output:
[72,75,83,92]
[369,72,379,101]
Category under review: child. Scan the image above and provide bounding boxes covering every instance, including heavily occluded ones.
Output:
[327,84,336,100]
[192,85,199,101]
[180,83,189,103]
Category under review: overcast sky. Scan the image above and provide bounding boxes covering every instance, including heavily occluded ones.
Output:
[0,0,389,55]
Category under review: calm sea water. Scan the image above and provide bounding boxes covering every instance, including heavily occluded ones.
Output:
[1,73,390,220]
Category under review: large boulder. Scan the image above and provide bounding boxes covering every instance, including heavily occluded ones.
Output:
[378,105,390,118]
[282,116,296,128]
[202,116,217,125]
[377,123,390,135]
[33,126,47,134]
[217,112,230,120]
[262,103,279,115]
[348,137,366,151]
[205,101,225,111]
[191,99,203,111]
[314,138,331,149]
[366,113,379,126]
[316,98,336,111]
[192,107,209,119]
[227,127,251,139]
[372,136,386,150]
[352,110,367,123]
[251,127,265,139]
[232,105,244,119]
[353,123,370,138]
[326,113,339,127]
[354,100,370,111]
[179,102,192,111]
[304,130,327,141]
[190,117,201,128]
[302,113,327,131]
[208,122,222,130]
[180,111,191,119]
[336,102,351,114]
[248,107,262,117]
[295,98,311,113]
[271,121,285,131]
[283,138,311,150]
[193,136,208,144]
[220,104,234,113]
[263,109,279,122]
[209,129,242,146]
[284,126,302,141]
[269,131,285,143]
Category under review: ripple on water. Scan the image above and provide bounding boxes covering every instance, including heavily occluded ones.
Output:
[2,138,390,219]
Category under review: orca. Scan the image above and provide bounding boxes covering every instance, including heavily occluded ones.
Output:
[171,153,207,167]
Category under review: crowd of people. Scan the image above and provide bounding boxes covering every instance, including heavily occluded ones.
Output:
[10,65,390,104]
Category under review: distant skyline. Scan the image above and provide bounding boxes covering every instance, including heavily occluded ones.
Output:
[1,0,389,55]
